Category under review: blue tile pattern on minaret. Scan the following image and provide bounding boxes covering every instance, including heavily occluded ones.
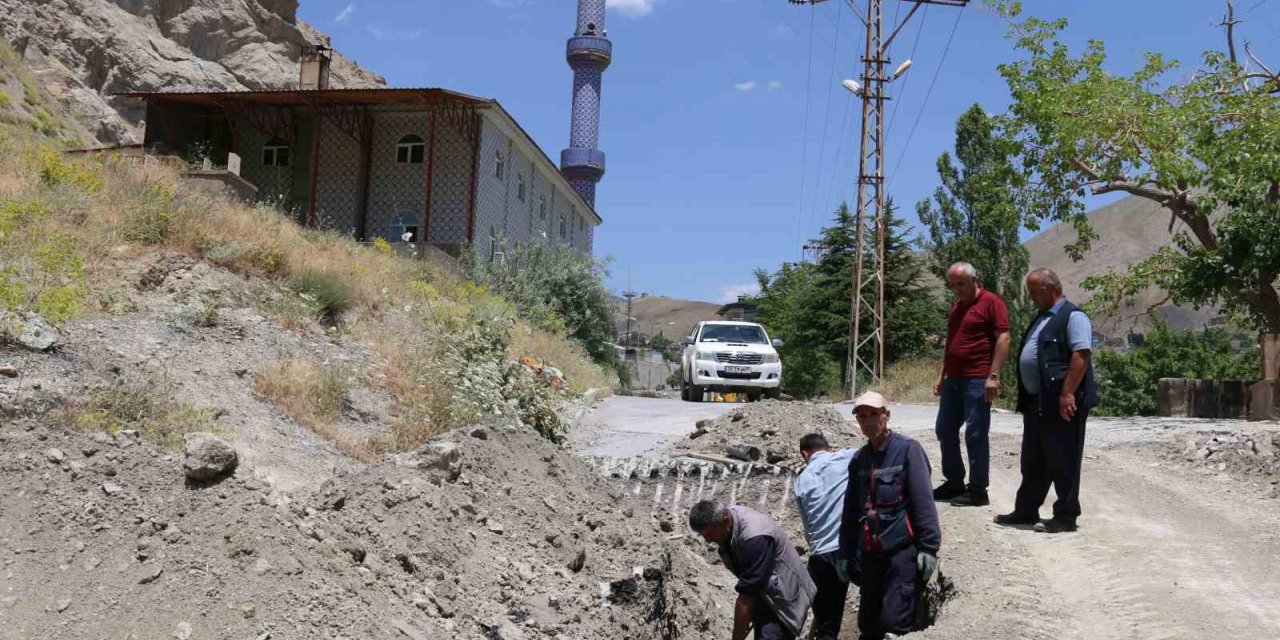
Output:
[560,0,610,206]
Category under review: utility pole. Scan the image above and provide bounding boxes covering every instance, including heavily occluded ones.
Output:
[621,283,638,387]
[790,0,967,399]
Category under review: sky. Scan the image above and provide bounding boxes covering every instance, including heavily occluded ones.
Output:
[297,0,1280,303]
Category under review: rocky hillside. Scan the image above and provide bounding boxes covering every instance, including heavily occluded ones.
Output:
[0,0,384,146]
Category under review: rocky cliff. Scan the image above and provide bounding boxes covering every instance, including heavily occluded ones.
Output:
[0,0,385,146]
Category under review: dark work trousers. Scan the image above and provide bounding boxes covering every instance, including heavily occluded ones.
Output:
[751,602,795,640]
[935,377,992,492]
[1014,403,1089,521]
[807,552,849,640]
[858,545,920,640]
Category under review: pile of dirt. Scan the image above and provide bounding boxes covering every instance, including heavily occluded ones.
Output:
[0,418,731,639]
[1169,429,1280,496]
[672,401,859,469]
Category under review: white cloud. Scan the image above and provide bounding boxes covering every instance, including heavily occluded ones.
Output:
[608,0,659,17]
[767,80,782,91]
[733,80,758,92]
[334,3,355,24]
[718,283,760,304]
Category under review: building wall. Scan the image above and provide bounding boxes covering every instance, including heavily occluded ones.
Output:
[428,116,474,248]
[313,116,363,235]
[473,118,599,260]
[365,111,430,243]
[238,125,299,215]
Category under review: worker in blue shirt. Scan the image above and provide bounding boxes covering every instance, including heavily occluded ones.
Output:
[793,433,858,640]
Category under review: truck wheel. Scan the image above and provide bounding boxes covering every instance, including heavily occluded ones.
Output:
[764,387,781,401]
[689,384,704,403]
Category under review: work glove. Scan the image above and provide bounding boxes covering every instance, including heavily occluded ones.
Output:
[835,557,861,586]
[917,552,938,584]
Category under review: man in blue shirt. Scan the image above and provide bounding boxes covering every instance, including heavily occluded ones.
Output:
[794,433,857,640]
[996,268,1099,534]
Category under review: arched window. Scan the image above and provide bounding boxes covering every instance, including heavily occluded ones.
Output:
[517,174,526,201]
[396,134,425,164]
[390,211,420,243]
[495,151,505,179]
[559,212,566,239]
[262,139,290,167]
[539,194,547,220]
[489,226,499,261]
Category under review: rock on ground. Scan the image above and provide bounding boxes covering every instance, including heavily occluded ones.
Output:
[183,432,238,481]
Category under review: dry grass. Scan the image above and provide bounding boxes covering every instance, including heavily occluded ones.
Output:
[60,381,220,450]
[252,358,383,461]
[509,324,613,393]
[0,112,610,459]
[877,357,941,406]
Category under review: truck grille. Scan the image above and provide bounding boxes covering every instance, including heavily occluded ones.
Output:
[718,371,762,380]
[715,352,763,365]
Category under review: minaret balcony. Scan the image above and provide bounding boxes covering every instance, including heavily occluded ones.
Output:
[566,36,612,69]
[560,148,606,181]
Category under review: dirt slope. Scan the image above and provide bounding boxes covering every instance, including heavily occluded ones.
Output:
[0,416,730,639]
[1026,196,1220,338]
[622,295,723,341]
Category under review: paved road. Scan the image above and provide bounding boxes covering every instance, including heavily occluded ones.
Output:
[569,396,740,457]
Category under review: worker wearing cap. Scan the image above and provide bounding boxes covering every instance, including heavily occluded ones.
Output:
[839,391,942,640]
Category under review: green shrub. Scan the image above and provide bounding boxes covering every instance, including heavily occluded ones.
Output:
[121,183,178,244]
[465,241,623,380]
[1093,322,1260,416]
[293,269,354,319]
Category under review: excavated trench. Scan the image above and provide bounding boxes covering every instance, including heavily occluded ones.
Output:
[585,454,955,637]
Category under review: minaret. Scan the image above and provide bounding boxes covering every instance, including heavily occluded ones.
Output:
[560,0,610,207]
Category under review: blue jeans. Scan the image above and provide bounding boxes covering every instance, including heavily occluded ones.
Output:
[935,376,991,492]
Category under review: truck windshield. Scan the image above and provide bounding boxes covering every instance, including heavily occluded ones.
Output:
[699,324,768,344]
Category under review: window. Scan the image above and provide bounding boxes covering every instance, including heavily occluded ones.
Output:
[495,151,505,179]
[559,212,566,239]
[262,139,290,167]
[517,174,526,201]
[539,195,547,220]
[396,134,425,164]
[489,227,499,261]
[390,211,420,243]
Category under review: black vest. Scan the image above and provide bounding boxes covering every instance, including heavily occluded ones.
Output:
[1016,300,1099,416]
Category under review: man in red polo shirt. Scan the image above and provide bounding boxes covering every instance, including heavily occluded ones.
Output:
[933,262,1011,507]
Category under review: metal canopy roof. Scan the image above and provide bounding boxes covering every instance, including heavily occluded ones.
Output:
[115,87,492,108]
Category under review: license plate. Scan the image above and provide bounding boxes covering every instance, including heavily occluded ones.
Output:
[725,366,752,374]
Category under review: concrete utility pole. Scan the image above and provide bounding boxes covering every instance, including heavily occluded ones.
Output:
[790,0,967,399]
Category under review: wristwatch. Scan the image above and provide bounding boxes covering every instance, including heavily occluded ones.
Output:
[988,373,1000,381]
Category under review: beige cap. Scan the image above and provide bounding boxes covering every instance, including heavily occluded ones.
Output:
[852,391,887,409]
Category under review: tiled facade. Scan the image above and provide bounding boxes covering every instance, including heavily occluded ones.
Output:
[143,99,599,260]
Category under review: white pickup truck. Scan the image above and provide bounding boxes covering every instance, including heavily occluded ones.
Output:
[680,320,783,402]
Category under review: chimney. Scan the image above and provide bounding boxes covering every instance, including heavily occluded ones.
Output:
[299,44,332,90]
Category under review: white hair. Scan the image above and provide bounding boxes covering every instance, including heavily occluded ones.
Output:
[948,262,977,280]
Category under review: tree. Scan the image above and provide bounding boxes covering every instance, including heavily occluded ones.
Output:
[918,103,1036,401]
[1094,322,1259,416]
[751,202,946,397]
[917,103,1029,300]
[993,1,1280,339]
[465,242,623,379]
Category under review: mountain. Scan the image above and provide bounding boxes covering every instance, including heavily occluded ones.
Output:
[1025,195,1220,339]
[0,0,384,146]
[617,295,724,341]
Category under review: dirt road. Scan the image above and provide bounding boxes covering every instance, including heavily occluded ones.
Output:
[579,397,1280,639]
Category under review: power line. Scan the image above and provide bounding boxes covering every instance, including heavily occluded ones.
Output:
[794,7,818,259]
[807,0,845,245]
[889,4,965,188]
[885,3,929,138]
